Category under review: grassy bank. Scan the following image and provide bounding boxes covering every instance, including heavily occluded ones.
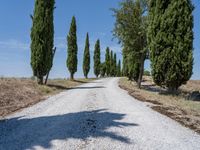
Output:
[0,78,95,117]
[119,77,200,134]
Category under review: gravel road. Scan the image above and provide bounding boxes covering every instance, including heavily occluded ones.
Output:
[0,78,200,150]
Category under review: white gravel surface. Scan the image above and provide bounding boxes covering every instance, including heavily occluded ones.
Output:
[0,78,200,150]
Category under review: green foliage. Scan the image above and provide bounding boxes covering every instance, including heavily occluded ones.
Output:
[108,51,118,77]
[117,60,121,77]
[112,0,148,83]
[144,70,151,76]
[67,16,78,80]
[31,0,55,84]
[110,50,114,76]
[100,62,106,77]
[93,39,101,77]
[113,53,117,77]
[83,33,90,78]
[122,51,128,76]
[127,52,140,81]
[109,51,118,77]
[105,47,110,76]
[148,0,194,91]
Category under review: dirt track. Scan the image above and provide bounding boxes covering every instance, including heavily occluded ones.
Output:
[0,78,200,150]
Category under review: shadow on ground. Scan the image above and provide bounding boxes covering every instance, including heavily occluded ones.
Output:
[47,84,105,90]
[0,109,137,150]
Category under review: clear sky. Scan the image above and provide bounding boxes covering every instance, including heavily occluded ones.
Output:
[0,0,199,79]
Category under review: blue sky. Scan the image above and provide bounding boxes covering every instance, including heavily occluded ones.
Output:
[0,0,199,79]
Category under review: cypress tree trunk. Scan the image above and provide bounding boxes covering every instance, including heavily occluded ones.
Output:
[44,73,49,85]
[168,87,178,95]
[137,54,145,88]
[128,74,132,81]
[44,47,56,85]
[70,73,74,80]
[37,76,43,85]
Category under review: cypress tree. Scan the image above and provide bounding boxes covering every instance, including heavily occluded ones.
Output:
[110,50,114,76]
[105,47,110,76]
[114,53,117,77]
[93,39,101,78]
[83,33,90,78]
[31,0,55,84]
[117,60,121,77]
[148,0,194,92]
[127,52,140,81]
[100,62,106,77]
[122,49,129,77]
[67,16,78,80]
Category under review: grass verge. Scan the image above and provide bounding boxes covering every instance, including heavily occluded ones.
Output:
[119,77,200,134]
[0,78,95,117]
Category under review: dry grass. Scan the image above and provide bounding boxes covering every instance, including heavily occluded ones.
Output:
[39,78,95,95]
[0,78,95,117]
[181,80,200,93]
[119,77,200,134]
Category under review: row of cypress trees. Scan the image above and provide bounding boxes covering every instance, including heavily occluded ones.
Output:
[113,0,194,93]
[104,47,121,78]
[67,17,121,80]
[30,0,121,84]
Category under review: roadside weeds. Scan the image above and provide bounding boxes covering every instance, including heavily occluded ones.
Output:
[119,77,200,134]
[0,78,95,118]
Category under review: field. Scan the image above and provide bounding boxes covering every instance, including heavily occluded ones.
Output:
[0,78,94,117]
[119,77,200,134]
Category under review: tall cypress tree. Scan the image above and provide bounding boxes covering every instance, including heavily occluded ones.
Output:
[114,53,117,77]
[127,51,140,81]
[105,47,110,76]
[83,33,90,78]
[93,39,101,78]
[31,0,55,84]
[100,62,106,77]
[67,16,78,80]
[148,0,194,92]
[122,49,128,77]
[117,60,121,77]
[110,50,114,76]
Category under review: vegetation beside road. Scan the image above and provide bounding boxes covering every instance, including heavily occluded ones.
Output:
[119,77,200,134]
[113,0,194,93]
[0,78,95,117]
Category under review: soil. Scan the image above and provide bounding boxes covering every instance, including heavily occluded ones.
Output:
[0,78,94,118]
[119,77,200,134]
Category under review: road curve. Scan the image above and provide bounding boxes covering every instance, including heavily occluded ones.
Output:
[0,78,200,150]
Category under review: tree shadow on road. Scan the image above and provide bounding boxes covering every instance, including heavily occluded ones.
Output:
[47,84,105,90]
[0,109,138,150]
[67,86,105,90]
